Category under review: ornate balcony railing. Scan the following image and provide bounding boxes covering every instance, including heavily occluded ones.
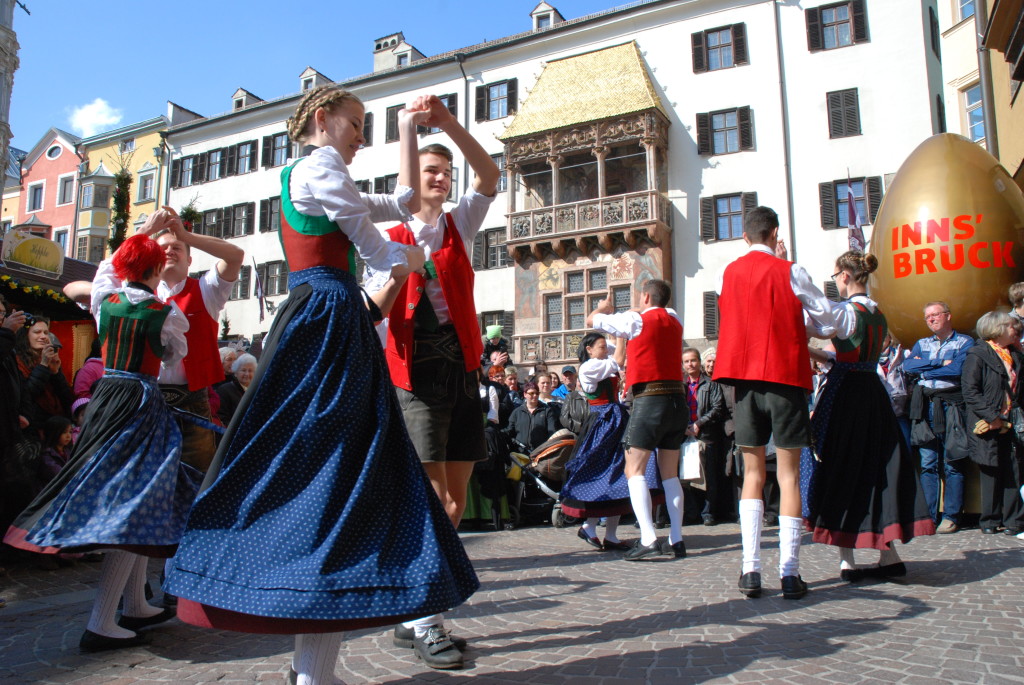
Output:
[513,328,591,367]
[507,190,668,244]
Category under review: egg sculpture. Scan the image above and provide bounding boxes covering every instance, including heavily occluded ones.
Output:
[868,133,1024,345]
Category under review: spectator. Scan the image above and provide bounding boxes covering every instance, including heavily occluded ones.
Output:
[1008,282,1024,326]
[485,364,515,427]
[961,311,1024,536]
[70,397,89,444]
[38,415,73,486]
[702,348,716,377]
[478,369,500,425]
[682,347,730,526]
[72,338,104,401]
[0,294,28,537]
[216,353,257,426]
[904,301,974,534]
[481,325,510,369]
[535,373,557,405]
[218,347,238,387]
[551,366,577,400]
[506,382,559,452]
[15,315,73,438]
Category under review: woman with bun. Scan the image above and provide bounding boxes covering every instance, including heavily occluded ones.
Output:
[803,250,934,582]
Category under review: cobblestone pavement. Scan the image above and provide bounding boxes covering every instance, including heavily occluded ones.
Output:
[2,521,1023,684]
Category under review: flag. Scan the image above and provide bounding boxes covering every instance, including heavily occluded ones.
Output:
[846,172,866,252]
[252,257,265,323]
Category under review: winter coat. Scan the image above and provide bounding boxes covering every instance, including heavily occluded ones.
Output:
[961,341,1019,468]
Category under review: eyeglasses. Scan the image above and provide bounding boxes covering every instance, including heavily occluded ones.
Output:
[924,312,949,321]
[830,271,843,281]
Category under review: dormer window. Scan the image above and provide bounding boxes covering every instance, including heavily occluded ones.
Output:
[302,78,313,92]
[120,138,135,153]
[234,99,244,110]
[397,53,409,67]
[536,13,551,28]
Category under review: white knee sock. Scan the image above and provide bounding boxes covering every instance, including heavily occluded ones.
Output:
[401,613,443,638]
[582,518,599,539]
[778,515,803,577]
[838,547,857,571]
[294,632,344,685]
[739,499,764,574]
[604,515,621,543]
[122,555,162,618]
[662,477,685,545]
[879,543,902,567]
[87,550,137,638]
[628,476,657,545]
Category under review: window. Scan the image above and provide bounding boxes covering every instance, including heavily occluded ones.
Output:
[448,167,459,203]
[492,154,507,192]
[806,1,868,52]
[559,152,598,204]
[259,196,281,232]
[180,157,194,186]
[120,138,135,153]
[472,228,509,270]
[138,173,154,201]
[202,209,222,238]
[703,291,720,339]
[692,24,748,73]
[824,280,841,302]
[58,177,75,205]
[521,161,552,209]
[536,13,551,29]
[605,143,647,195]
[234,99,244,111]
[54,230,67,251]
[207,150,222,181]
[302,78,313,92]
[818,176,883,229]
[46,145,61,159]
[546,267,609,331]
[263,132,290,168]
[262,261,288,295]
[94,186,109,208]
[929,7,941,59]
[374,174,399,194]
[420,94,458,135]
[1,220,11,233]
[696,107,753,155]
[76,235,105,264]
[700,192,758,241]
[353,180,370,193]
[612,286,632,313]
[396,53,409,67]
[27,183,43,211]
[958,0,975,21]
[475,79,518,121]
[236,141,256,174]
[936,95,947,134]
[80,184,93,209]
[545,295,562,332]
[964,84,985,143]
[229,203,254,237]
[230,265,251,300]
[363,113,374,148]
[826,88,861,138]
[385,104,404,143]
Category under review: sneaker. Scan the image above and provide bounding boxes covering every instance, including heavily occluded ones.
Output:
[393,624,467,651]
[738,571,762,598]
[936,519,959,534]
[412,625,464,669]
[781,575,808,599]
[623,538,664,561]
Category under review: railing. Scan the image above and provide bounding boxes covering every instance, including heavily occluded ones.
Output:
[507,190,667,243]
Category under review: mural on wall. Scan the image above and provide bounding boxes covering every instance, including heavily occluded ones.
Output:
[538,260,561,290]
[515,264,540,325]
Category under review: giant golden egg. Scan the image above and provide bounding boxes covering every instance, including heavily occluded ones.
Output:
[868,133,1024,345]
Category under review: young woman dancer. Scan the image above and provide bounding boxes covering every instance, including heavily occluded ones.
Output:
[802,250,935,581]
[164,86,479,685]
[560,332,661,552]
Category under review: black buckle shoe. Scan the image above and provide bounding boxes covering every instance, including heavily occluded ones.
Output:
[412,625,464,669]
[664,540,687,559]
[781,574,808,599]
[623,539,664,561]
[117,607,176,631]
[577,527,603,550]
[840,568,865,583]
[738,572,762,598]
[79,629,150,653]
[393,624,467,651]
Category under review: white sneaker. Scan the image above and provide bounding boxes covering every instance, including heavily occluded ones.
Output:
[1016,531,1024,540]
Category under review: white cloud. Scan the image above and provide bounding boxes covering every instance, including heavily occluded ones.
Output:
[68,98,123,137]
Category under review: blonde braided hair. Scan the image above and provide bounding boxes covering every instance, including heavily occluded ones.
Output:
[287,85,362,143]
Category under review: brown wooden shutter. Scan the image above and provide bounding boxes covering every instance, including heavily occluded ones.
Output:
[170,159,181,188]
[385,108,399,142]
[362,112,373,147]
[215,208,225,239]
[824,281,840,302]
[805,7,823,52]
[741,191,758,220]
[866,176,883,223]
[446,93,458,118]
[692,31,707,73]
[475,85,487,121]
[506,79,518,115]
[259,199,269,232]
[733,23,749,65]
[222,206,233,239]
[827,91,844,138]
[471,231,485,270]
[246,202,255,234]
[261,136,272,168]
[248,141,258,171]
[703,291,719,339]
[700,197,715,240]
[844,89,861,135]
[819,181,837,229]
[503,311,515,339]
[738,106,754,150]
[225,145,237,176]
[194,154,207,183]
[851,0,869,44]
[374,177,385,194]
[696,113,711,155]
[936,95,946,134]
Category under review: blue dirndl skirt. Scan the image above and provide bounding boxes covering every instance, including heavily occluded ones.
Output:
[165,266,479,630]
[5,370,196,556]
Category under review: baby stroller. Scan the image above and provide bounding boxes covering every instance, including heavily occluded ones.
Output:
[506,429,579,528]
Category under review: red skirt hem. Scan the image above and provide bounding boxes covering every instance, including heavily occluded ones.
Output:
[561,493,665,519]
[177,599,423,634]
[807,518,936,550]
[2,527,176,558]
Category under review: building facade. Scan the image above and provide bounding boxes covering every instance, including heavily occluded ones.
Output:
[983,0,1024,188]
[15,128,81,251]
[0,0,18,192]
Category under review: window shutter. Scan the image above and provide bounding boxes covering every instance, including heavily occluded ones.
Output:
[703,291,719,339]
[733,24,749,65]
[805,7,823,52]
[506,79,518,115]
[819,181,837,229]
[194,154,207,183]
[219,147,228,176]
[827,91,844,138]
[936,95,946,134]
[851,0,869,44]
[223,206,234,238]
[475,85,487,121]
[700,197,715,241]
[261,136,272,168]
[471,231,485,270]
[386,110,398,142]
[215,208,225,239]
[363,112,373,147]
[446,93,458,117]
[824,281,841,302]
[866,176,883,223]
[843,89,861,135]
[691,31,707,73]
[281,267,289,294]
[741,192,759,220]
[696,113,711,155]
[226,145,237,176]
[248,141,258,171]
[259,199,269,232]
[738,106,754,150]
[170,159,181,188]
[374,177,385,194]
[246,202,255,234]
[503,311,515,339]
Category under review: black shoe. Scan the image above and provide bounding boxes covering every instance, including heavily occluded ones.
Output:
[577,527,603,550]
[161,592,178,608]
[412,625,464,669]
[840,568,865,583]
[738,572,762,598]
[702,514,717,526]
[781,575,808,599]
[763,513,779,527]
[623,539,664,561]
[393,624,467,651]
[664,540,687,559]
[117,607,176,631]
[287,667,297,685]
[866,562,907,579]
[79,629,150,653]
[981,526,1000,534]
[1003,528,1022,536]
[601,539,631,552]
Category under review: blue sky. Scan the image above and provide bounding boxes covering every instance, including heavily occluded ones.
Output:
[10,0,617,150]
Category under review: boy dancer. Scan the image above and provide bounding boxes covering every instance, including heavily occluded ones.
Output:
[713,206,835,599]
[365,95,499,669]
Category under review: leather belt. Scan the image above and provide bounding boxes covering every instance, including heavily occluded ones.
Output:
[412,325,464,364]
[632,381,685,398]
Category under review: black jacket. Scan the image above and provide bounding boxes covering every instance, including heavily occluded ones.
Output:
[0,327,23,452]
[961,341,1019,468]
[216,378,246,426]
[689,374,729,443]
[505,402,559,452]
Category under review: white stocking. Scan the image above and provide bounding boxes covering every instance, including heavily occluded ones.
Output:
[628,476,657,545]
[838,547,857,571]
[582,518,599,539]
[739,499,764,574]
[604,515,621,543]
[122,555,162,618]
[778,515,803,577]
[86,550,137,638]
[662,477,685,545]
[879,543,902,567]
[294,632,344,685]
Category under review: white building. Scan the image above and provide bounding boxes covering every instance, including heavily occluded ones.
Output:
[167,0,944,360]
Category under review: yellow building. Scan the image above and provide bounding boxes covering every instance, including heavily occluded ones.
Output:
[983,0,1024,189]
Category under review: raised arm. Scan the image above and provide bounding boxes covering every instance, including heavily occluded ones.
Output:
[150,207,244,283]
[396,104,430,214]
[418,94,499,196]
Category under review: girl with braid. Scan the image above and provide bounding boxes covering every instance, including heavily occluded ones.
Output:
[165,86,479,685]
[802,251,934,583]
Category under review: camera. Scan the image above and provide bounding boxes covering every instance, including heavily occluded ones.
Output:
[23,313,35,327]
[49,332,62,350]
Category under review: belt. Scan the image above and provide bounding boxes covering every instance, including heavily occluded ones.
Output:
[159,384,207,408]
[412,326,464,364]
[632,381,685,398]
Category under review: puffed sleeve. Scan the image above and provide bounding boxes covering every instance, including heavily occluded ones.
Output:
[360,184,414,223]
[159,301,189,369]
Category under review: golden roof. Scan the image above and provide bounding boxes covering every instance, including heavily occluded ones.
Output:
[499,41,666,141]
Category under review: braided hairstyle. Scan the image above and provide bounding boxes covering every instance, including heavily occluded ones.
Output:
[835,250,878,285]
[287,85,362,143]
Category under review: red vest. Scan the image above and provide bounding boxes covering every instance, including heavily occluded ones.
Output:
[168,277,224,391]
[713,250,812,390]
[625,308,684,390]
[385,214,483,391]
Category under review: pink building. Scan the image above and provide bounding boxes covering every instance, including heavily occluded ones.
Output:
[16,127,82,255]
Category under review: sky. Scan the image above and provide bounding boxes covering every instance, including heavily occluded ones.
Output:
[8,0,620,151]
